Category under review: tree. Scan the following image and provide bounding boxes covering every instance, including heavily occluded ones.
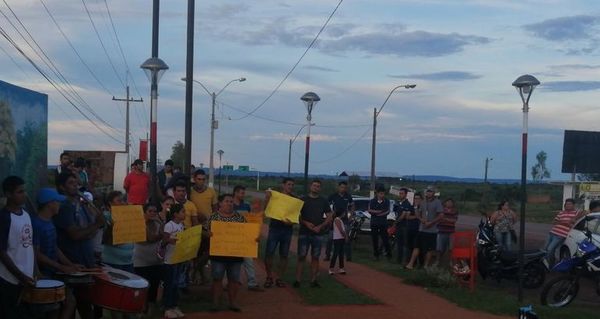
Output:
[578,173,600,181]
[531,150,551,181]
[170,140,185,169]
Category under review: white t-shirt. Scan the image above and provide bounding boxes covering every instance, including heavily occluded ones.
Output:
[333,217,346,240]
[0,208,34,284]
[163,220,184,265]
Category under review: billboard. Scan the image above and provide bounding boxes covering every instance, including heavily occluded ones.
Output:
[0,80,48,199]
[562,130,600,174]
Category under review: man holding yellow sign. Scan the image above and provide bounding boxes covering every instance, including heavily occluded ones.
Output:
[208,194,259,312]
[262,177,301,289]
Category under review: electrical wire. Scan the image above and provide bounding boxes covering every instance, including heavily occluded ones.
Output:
[0,3,122,135]
[312,126,371,164]
[0,25,124,144]
[228,0,344,120]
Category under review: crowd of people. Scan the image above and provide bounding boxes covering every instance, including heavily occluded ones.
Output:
[2,152,600,318]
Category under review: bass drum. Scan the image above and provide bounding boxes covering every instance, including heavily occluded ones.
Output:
[90,266,149,313]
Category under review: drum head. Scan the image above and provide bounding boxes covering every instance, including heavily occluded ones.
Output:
[102,266,149,289]
[36,280,64,288]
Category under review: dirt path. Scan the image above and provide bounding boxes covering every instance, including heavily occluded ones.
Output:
[186,225,511,319]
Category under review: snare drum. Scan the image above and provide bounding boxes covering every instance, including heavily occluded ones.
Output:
[21,279,66,304]
[55,272,94,286]
[90,266,149,313]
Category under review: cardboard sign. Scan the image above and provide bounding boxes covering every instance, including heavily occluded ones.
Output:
[264,191,303,224]
[111,205,146,244]
[170,225,202,264]
[209,221,260,258]
[243,212,264,224]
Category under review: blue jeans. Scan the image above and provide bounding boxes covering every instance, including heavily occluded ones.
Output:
[211,260,242,283]
[297,233,326,259]
[495,232,511,251]
[243,257,258,287]
[265,226,293,257]
[163,263,185,309]
[545,233,565,266]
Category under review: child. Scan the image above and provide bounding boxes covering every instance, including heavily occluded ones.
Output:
[33,188,79,319]
[101,191,135,272]
[328,209,347,275]
[0,176,35,318]
[162,203,186,319]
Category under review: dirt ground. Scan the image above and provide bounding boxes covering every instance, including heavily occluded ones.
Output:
[185,226,511,319]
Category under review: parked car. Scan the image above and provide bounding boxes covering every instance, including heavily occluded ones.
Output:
[352,196,396,232]
[560,212,600,260]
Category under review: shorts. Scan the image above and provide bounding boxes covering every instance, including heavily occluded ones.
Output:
[211,260,242,283]
[417,232,437,252]
[406,229,419,251]
[436,233,453,253]
[297,233,326,259]
[265,226,293,258]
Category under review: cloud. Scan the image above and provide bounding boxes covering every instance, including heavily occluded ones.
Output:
[388,71,482,81]
[320,31,491,57]
[249,133,338,142]
[550,64,600,70]
[524,15,600,41]
[304,65,340,72]
[541,81,600,92]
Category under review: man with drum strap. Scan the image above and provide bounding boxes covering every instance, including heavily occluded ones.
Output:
[54,172,104,319]
[33,188,79,319]
[0,176,35,319]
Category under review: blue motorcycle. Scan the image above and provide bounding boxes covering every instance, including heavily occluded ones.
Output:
[540,215,600,307]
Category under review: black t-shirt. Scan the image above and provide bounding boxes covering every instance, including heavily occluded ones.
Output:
[328,192,353,223]
[299,195,332,235]
[369,198,390,227]
[395,198,415,227]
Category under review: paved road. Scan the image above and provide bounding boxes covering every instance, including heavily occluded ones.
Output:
[225,186,552,248]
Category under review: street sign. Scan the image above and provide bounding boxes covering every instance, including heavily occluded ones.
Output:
[222,165,234,171]
[239,165,249,171]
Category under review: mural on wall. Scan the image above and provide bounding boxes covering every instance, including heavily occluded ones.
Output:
[0,80,48,201]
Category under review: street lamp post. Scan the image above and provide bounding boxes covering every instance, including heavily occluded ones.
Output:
[140,0,168,205]
[217,149,224,194]
[370,84,416,198]
[484,157,493,183]
[287,125,306,176]
[181,77,245,189]
[512,74,540,302]
[300,92,320,195]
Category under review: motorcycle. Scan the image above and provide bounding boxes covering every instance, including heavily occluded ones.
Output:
[540,215,600,307]
[477,220,546,288]
[348,211,367,241]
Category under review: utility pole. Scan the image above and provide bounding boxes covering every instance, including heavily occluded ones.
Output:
[113,86,143,171]
[484,157,493,183]
[184,0,195,181]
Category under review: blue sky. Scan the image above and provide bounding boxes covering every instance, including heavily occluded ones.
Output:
[2,0,600,179]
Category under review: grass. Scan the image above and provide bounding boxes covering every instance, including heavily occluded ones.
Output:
[350,236,599,319]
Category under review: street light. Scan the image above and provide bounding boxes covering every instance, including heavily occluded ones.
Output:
[484,157,493,183]
[181,77,246,189]
[300,92,320,194]
[217,149,224,194]
[512,74,540,302]
[288,125,306,176]
[140,0,169,205]
[370,84,416,198]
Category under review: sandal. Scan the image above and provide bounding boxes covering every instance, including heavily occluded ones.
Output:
[264,277,274,288]
[275,279,286,288]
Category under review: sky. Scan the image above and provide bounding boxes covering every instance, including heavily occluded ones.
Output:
[1,0,600,179]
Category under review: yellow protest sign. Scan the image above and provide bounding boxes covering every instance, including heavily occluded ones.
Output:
[210,221,261,258]
[243,212,264,224]
[111,205,146,244]
[264,191,303,224]
[170,225,202,264]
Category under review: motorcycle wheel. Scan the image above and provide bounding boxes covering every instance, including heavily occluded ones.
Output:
[349,228,358,241]
[540,275,579,308]
[523,262,546,289]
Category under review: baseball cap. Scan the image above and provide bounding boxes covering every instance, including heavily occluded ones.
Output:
[425,186,435,192]
[37,188,66,205]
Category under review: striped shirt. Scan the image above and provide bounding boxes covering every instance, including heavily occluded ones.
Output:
[437,207,458,233]
[550,210,579,238]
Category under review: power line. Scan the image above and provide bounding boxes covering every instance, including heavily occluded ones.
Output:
[102,0,150,128]
[0,2,122,135]
[81,0,125,88]
[38,0,124,121]
[312,126,371,164]
[228,0,344,120]
[0,25,124,144]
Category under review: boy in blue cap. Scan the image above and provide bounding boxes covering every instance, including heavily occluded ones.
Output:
[33,187,79,319]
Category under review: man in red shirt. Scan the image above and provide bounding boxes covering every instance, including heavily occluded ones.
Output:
[123,159,150,205]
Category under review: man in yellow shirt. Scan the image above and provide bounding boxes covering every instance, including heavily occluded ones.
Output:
[190,169,217,219]
[173,181,198,228]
